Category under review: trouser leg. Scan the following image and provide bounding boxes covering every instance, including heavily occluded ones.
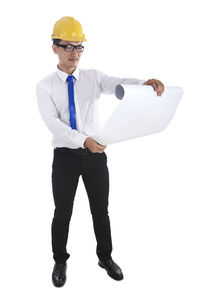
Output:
[51,149,81,263]
[81,152,113,261]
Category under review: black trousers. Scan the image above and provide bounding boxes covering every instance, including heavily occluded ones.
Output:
[51,147,113,263]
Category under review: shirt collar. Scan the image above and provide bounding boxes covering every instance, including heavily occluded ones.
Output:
[56,64,80,82]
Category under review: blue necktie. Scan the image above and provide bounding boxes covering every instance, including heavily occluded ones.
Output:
[66,75,77,129]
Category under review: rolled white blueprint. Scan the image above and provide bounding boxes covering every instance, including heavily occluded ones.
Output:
[91,84,184,145]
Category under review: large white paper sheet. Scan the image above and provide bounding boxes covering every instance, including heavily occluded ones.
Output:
[91,84,184,145]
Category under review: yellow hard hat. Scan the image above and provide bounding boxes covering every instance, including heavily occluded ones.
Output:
[51,16,87,42]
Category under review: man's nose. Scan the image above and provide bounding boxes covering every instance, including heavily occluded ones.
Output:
[70,48,79,56]
[72,48,80,53]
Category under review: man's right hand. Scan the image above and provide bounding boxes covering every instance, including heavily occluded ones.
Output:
[84,137,107,153]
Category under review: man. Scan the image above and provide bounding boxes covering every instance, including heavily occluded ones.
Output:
[36,16,164,287]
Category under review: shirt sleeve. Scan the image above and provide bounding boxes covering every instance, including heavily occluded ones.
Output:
[36,81,88,149]
[96,70,146,95]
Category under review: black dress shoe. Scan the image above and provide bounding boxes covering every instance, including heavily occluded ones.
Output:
[52,262,67,287]
[98,258,124,280]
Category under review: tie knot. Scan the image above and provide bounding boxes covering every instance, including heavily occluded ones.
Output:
[67,75,74,82]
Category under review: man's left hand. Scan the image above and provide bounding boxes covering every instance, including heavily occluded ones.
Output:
[143,79,165,96]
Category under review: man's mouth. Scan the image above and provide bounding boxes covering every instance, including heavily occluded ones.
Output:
[69,59,78,62]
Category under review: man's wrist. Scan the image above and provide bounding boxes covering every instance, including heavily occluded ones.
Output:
[83,137,88,148]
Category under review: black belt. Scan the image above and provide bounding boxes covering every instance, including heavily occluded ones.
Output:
[55,147,89,156]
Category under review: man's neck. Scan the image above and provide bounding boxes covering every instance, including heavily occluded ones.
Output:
[58,63,76,75]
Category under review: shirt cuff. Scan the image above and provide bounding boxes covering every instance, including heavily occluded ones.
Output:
[138,79,146,85]
[73,133,88,149]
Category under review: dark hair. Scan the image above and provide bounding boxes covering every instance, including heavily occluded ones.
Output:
[52,39,62,45]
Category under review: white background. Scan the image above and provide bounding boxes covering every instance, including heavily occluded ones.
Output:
[0,0,199,299]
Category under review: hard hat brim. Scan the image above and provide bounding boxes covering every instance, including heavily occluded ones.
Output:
[51,34,87,42]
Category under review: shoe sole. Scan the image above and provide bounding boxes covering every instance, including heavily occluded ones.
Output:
[98,261,124,281]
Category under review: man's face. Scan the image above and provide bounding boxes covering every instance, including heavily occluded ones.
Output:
[52,40,83,69]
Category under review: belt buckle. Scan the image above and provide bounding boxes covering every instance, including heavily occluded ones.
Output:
[77,148,88,156]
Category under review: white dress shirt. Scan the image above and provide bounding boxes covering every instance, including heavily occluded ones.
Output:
[36,65,146,149]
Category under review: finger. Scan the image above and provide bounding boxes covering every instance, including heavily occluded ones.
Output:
[97,145,106,151]
[154,82,162,95]
[150,79,158,92]
[154,80,165,94]
[96,149,105,153]
[97,142,107,147]
[144,79,156,89]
